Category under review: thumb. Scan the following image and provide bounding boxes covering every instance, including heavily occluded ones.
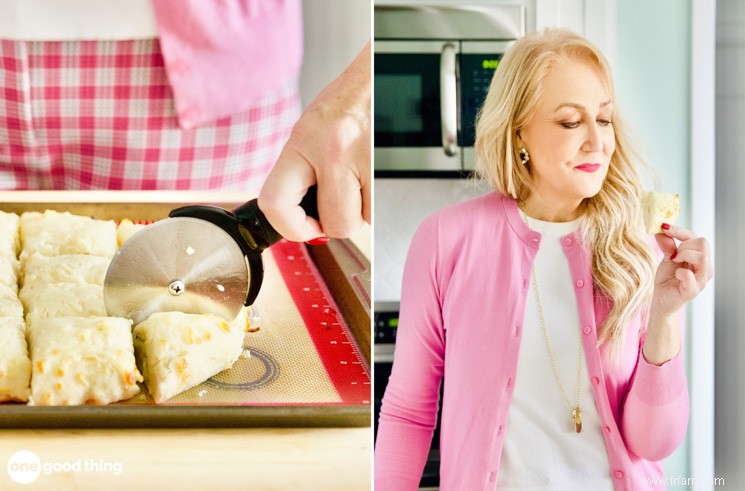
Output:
[654,232,677,259]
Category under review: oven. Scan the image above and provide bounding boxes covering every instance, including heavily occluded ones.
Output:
[374,3,528,175]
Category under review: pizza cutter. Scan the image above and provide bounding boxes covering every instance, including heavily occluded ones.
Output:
[104,187,319,326]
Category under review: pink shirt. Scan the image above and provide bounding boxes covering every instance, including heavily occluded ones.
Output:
[151,0,303,129]
[375,192,689,490]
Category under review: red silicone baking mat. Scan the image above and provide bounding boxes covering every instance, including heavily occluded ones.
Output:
[270,239,371,406]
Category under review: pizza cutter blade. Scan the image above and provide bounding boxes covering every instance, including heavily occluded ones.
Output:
[104,217,250,326]
[104,186,319,326]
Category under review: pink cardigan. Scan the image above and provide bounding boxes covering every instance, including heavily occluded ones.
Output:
[375,192,689,490]
[150,0,303,129]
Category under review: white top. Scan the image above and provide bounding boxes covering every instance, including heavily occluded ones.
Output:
[497,216,614,490]
[0,0,158,41]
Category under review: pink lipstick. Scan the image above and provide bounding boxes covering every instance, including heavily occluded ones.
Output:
[574,163,601,173]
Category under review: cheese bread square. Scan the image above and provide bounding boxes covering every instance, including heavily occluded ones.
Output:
[20,283,106,324]
[117,219,147,247]
[133,311,248,403]
[22,254,110,289]
[0,317,31,402]
[27,316,142,405]
[0,284,23,320]
[0,254,20,293]
[642,191,680,235]
[0,211,20,257]
[19,210,117,260]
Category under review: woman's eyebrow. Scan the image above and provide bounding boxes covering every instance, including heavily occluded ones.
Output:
[552,100,613,112]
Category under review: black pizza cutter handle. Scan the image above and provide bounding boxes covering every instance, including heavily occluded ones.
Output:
[169,185,320,306]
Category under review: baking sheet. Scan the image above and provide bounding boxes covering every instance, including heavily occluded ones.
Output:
[0,193,371,427]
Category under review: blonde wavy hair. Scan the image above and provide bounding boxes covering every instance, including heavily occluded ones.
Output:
[475,28,656,357]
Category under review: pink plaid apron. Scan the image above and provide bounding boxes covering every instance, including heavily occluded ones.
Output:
[0,38,301,191]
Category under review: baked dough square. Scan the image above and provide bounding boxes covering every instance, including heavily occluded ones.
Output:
[20,283,106,324]
[0,254,20,293]
[22,253,110,289]
[133,311,248,403]
[0,211,20,257]
[0,284,23,320]
[26,316,142,405]
[117,219,148,247]
[0,317,31,403]
[642,191,680,235]
[19,210,117,260]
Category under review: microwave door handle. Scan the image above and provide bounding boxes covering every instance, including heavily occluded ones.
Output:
[440,43,458,157]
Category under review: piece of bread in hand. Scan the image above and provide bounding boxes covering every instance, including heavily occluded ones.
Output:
[642,191,680,234]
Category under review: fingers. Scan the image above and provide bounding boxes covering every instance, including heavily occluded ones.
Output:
[654,232,677,259]
[669,238,714,288]
[675,267,700,300]
[258,152,324,242]
[317,167,365,238]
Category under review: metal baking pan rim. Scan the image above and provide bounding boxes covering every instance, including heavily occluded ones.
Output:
[0,404,370,428]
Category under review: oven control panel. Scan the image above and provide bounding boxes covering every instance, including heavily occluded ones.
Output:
[374,306,399,344]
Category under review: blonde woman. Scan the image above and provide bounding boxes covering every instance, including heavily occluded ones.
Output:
[374,28,712,490]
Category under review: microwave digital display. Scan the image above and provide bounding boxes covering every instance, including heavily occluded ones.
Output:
[482,59,500,70]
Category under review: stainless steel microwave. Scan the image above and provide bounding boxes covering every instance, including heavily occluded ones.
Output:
[374,3,528,175]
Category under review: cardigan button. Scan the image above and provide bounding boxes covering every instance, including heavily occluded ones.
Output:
[563,237,572,246]
[592,377,600,385]
[583,325,592,335]
[604,425,611,433]
[576,279,584,288]
[614,470,624,479]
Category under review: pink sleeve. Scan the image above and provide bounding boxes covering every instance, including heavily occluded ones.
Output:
[151,0,303,129]
[620,309,689,462]
[375,214,445,490]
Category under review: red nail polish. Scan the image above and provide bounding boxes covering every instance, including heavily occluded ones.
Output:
[670,250,678,260]
[306,237,329,246]
[661,223,671,230]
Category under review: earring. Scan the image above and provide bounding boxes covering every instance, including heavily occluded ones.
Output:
[519,147,530,165]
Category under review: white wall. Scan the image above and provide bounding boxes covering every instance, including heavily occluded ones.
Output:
[300,0,371,108]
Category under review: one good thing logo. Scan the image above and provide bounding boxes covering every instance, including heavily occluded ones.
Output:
[6,450,124,484]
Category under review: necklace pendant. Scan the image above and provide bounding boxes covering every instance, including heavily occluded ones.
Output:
[572,407,582,433]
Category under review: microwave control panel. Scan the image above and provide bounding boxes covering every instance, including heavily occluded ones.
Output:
[459,53,503,147]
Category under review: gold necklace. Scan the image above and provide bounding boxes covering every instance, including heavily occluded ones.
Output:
[519,201,584,433]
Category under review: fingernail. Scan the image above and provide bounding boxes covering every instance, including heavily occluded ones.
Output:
[670,250,678,260]
[661,223,671,230]
[306,237,329,246]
